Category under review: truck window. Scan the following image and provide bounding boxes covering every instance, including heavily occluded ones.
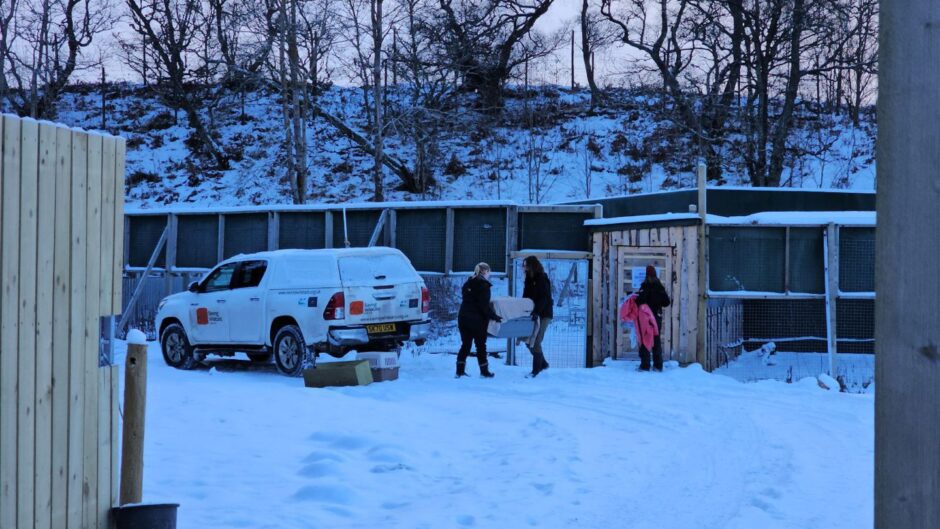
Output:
[203,263,238,293]
[232,260,268,288]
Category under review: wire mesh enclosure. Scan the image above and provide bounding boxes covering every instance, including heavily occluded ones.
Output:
[121,203,600,350]
[518,212,593,251]
[176,214,219,268]
[453,208,507,273]
[278,212,327,249]
[223,213,268,258]
[334,209,383,247]
[710,224,875,391]
[510,257,590,370]
[127,215,167,267]
[396,209,446,273]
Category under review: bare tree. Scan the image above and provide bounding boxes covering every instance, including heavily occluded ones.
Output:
[370,0,385,200]
[126,0,229,167]
[580,0,617,110]
[600,0,745,182]
[1,0,111,118]
[436,0,560,110]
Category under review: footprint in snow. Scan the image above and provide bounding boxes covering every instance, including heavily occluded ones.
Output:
[531,482,555,495]
[456,514,475,526]
[370,463,413,473]
[301,451,344,464]
[292,484,355,505]
[308,432,372,450]
[297,460,340,478]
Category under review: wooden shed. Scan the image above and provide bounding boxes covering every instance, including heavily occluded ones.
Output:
[1,114,126,529]
[581,186,876,373]
[588,214,703,367]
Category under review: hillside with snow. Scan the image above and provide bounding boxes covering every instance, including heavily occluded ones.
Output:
[54,84,876,208]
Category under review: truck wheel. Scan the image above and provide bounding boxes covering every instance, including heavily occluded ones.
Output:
[273,325,306,377]
[161,323,197,370]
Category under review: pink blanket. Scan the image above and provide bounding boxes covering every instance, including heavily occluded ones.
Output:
[619,294,659,351]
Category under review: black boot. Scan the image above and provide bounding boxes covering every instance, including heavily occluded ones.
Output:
[456,360,467,378]
[479,361,495,378]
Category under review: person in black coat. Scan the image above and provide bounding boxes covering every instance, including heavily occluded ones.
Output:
[456,262,502,378]
[636,265,671,371]
[522,256,553,377]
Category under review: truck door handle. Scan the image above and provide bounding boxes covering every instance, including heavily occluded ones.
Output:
[216,299,226,304]
[250,297,260,301]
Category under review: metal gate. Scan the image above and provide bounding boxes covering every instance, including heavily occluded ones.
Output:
[509,253,591,369]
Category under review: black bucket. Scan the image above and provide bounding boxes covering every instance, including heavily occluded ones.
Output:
[113,503,179,529]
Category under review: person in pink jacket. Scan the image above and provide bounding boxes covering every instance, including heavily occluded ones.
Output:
[635,266,671,371]
[619,294,659,361]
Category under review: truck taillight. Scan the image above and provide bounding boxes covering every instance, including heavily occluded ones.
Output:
[324,292,345,320]
[421,286,430,313]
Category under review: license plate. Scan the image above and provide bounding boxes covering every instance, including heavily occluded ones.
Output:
[366,323,397,334]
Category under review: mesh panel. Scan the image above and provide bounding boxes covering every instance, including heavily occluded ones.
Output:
[333,210,382,248]
[396,209,446,272]
[837,298,874,354]
[128,215,167,267]
[176,215,219,268]
[453,208,506,273]
[709,227,786,292]
[223,213,268,258]
[788,228,824,293]
[839,228,875,292]
[279,212,326,249]
[518,212,592,251]
[742,298,827,352]
[511,258,589,369]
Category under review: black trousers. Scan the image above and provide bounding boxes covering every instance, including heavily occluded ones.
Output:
[639,315,664,370]
[457,320,490,375]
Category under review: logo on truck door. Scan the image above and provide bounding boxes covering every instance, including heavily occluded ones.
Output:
[195,307,222,325]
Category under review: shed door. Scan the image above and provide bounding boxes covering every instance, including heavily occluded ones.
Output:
[615,247,674,360]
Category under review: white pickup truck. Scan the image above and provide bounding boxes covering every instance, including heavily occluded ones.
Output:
[154,248,431,376]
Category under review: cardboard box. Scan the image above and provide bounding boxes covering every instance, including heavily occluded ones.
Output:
[356,352,400,382]
[303,360,373,388]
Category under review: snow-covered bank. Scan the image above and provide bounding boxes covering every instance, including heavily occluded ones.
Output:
[117,340,873,529]
[53,85,876,208]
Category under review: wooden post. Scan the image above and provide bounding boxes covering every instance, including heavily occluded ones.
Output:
[119,332,148,505]
[824,224,839,376]
[876,1,940,527]
[695,162,707,367]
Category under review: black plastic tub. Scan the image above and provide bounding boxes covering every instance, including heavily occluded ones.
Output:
[113,503,179,529]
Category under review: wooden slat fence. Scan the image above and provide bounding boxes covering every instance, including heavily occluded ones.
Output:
[0,114,125,529]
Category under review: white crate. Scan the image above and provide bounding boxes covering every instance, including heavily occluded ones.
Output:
[355,351,400,369]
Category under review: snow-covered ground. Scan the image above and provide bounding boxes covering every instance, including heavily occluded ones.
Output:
[118,340,873,529]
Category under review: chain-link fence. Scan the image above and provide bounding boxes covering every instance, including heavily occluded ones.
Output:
[711,225,875,392]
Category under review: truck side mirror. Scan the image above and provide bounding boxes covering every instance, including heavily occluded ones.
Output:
[188,281,200,293]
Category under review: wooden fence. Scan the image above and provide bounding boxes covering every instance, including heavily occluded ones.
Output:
[1,114,125,529]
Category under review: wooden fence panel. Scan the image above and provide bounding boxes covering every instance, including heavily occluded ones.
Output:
[82,132,103,529]
[51,126,73,529]
[0,116,123,529]
[1,114,21,529]
[17,118,39,529]
[66,130,89,529]
[34,121,58,529]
